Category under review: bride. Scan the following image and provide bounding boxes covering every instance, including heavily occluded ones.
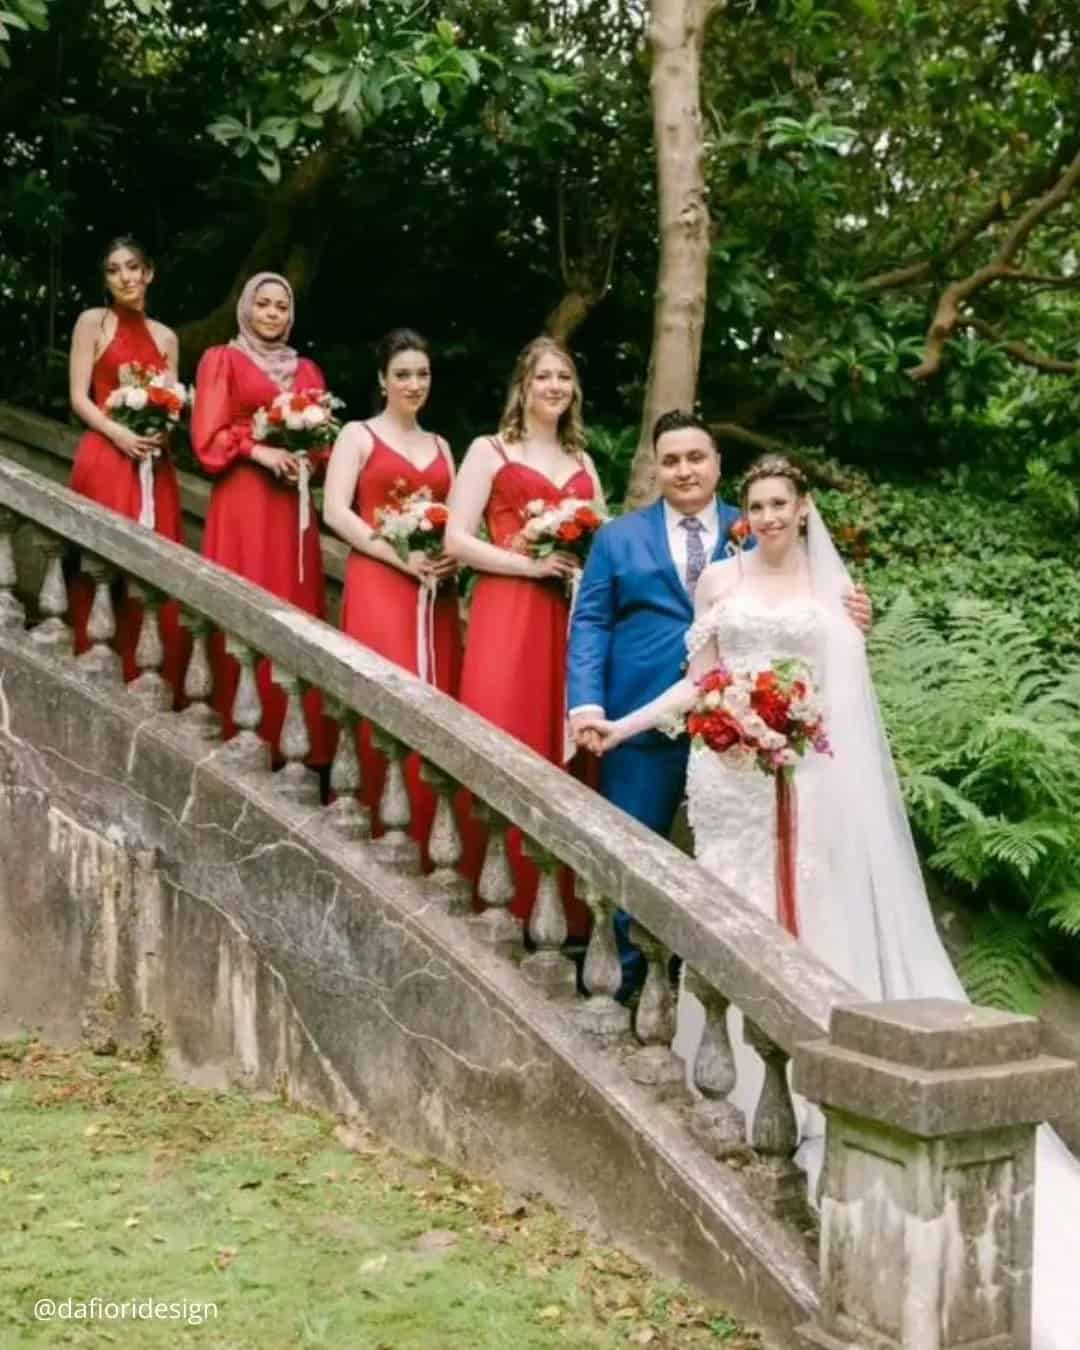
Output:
[581,453,1078,1350]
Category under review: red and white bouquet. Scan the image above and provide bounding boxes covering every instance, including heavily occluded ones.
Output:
[251,389,342,453]
[683,657,830,779]
[514,496,607,566]
[104,362,189,434]
[373,479,450,564]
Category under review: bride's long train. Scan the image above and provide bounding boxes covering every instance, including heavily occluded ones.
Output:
[670,505,1080,1350]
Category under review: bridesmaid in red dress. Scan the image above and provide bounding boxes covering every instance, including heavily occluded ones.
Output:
[191,271,334,764]
[445,337,605,935]
[68,235,188,694]
[324,328,461,855]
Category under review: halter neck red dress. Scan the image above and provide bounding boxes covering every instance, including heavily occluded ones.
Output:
[192,345,335,765]
[340,427,463,857]
[457,439,593,936]
[69,304,188,696]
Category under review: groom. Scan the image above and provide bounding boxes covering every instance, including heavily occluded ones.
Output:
[568,409,869,996]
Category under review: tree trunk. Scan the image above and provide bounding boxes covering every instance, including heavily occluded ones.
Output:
[175,142,340,375]
[624,0,719,509]
[544,288,599,343]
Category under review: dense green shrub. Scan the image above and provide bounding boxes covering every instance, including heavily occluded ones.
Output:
[870,593,1080,1009]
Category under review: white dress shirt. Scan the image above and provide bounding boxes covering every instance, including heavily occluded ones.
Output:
[663,498,719,590]
[569,497,721,720]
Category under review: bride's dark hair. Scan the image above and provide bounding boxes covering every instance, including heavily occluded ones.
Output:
[740,453,809,505]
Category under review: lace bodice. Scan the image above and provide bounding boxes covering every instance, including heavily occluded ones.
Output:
[687,590,820,674]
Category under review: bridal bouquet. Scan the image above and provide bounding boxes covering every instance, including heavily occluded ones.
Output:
[104,362,189,434]
[373,479,450,564]
[251,389,342,453]
[683,658,830,779]
[514,497,607,565]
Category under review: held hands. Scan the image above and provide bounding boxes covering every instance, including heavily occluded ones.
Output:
[251,444,301,483]
[571,713,624,757]
[844,585,873,635]
[110,424,163,461]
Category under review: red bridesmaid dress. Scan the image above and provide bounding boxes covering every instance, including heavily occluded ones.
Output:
[191,345,335,764]
[457,438,593,936]
[69,305,189,695]
[340,427,463,858]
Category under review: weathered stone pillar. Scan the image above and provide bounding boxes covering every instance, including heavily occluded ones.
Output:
[0,507,26,629]
[793,999,1078,1350]
[420,762,471,914]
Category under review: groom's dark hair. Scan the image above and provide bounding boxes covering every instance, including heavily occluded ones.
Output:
[652,409,716,452]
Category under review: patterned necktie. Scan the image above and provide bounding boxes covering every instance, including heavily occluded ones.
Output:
[680,516,706,597]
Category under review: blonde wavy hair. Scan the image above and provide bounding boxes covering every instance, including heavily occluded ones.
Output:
[498,337,586,456]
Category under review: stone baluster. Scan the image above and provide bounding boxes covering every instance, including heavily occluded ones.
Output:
[77,556,121,682]
[369,728,420,873]
[420,762,471,913]
[574,885,631,1041]
[325,703,370,842]
[625,924,684,1095]
[743,1019,804,1221]
[221,636,269,773]
[127,582,170,710]
[684,968,745,1157]
[520,841,576,998]
[794,999,1077,1350]
[28,532,69,649]
[272,665,318,804]
[0,508,25,630]
[178,612,219,740]
[466,806,521,945]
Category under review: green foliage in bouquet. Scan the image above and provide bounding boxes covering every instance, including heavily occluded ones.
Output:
[870,593,1080,1011]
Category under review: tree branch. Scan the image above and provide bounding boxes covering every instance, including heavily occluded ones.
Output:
[963,317,1080,375]
[908,149,1080,381]
[708,421,788,454]
[860,143,1080,295]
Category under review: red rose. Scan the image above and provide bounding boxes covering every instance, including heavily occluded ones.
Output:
[147,386,170,407]
[729,516,752,546]
[752,688,790,732]
[289,394,309,412]
[557,522,583,543]
[575,507,601,530]
[701,712,741,754]
[269,405,285,425]
[426,505,449,527]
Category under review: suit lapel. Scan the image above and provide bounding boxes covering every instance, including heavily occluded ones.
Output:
[644,499,693,615]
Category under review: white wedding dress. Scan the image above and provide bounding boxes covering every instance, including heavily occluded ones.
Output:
[669,517,1077,1350]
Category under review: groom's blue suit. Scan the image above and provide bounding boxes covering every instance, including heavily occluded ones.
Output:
[568,495,744,988]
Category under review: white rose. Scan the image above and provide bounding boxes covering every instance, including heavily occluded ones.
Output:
[524,519,545,541]
[301,404,325,429]
[703,690,722,711]
[126,387,148,411]
[285,411,305,431]
[419,519,433,532]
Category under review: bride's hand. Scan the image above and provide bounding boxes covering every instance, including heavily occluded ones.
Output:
[575,717,625,755]
[843,585,872,634]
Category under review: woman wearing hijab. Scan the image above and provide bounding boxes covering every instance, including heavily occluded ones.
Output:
[191,271,333,762]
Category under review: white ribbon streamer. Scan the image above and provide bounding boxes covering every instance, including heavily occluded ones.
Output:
[296,454,311,584]
[137,454,156,530]
[415,577,438,685]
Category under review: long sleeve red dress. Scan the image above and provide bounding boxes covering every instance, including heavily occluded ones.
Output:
[191,345,335,764]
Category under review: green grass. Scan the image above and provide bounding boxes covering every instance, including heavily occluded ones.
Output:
[0,1041,759,1349]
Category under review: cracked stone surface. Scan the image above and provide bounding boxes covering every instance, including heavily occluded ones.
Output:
[0,634,817,1347]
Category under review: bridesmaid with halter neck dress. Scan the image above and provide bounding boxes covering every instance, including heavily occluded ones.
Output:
[324,329,461,857]
[445,337,604,937]
[68,236,189,695]
[191,271,335,765]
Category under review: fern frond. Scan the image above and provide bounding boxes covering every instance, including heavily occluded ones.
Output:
[957,912,1051,1014]
[1033,889,1080,938]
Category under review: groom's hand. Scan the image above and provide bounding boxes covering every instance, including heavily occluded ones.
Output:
[844,585,873,635]
[570,709,605,756]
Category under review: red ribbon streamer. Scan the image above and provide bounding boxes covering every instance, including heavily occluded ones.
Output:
[775,772,799,937]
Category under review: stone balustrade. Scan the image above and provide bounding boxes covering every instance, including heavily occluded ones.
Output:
[1,450,1074,1350]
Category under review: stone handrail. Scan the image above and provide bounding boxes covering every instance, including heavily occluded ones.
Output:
[0,400,350,590]
[0,452,854,1054]
[4,447,1075,1350]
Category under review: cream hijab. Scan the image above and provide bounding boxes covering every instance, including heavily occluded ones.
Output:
[230,271,300,389]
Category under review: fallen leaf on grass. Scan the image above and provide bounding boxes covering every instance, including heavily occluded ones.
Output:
[215,1247,237,1271]
[237,1179,263,1190]
[537,1305,562,1322]
[0,1168,12,1184]
[360,1254,388,1274]
[631,1330,658,1345]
